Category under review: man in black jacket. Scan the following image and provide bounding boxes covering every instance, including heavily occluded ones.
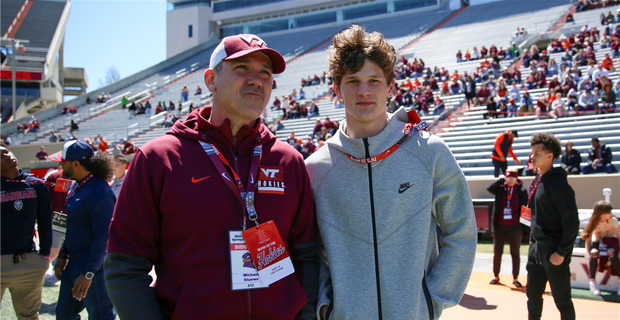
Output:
[526,133,579,320]
[560,141,582,174]
[582,137,616,174]
[487,169,528,288]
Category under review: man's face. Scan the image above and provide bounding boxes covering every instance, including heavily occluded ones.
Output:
[114,160,126,177]
[61,161,75,179]
[592,140,600,149]
[0,146,18,174]
[205,52,273,124]
[566,142,573,151]
[336,59,393,128]
[530,144,552,170]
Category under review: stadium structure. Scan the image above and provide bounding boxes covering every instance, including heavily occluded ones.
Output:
[1,0,619,296]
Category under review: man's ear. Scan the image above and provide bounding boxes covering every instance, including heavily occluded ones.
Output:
[333,82,342,100]
[387,79,396,98]
[205,69,216,92]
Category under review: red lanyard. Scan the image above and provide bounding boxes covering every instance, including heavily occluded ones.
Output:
[2,174,54,187]
[66,174,93,202]
[505,186,514,206]
[597,219,610,239]
[347,117,428,164]
[199,141,262,230]
[527,174,542,207]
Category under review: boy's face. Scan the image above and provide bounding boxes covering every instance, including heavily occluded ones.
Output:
[530,144,553,170]
[336,59,394,129]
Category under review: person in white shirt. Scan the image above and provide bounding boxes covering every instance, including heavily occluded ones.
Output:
[109,155,127,197]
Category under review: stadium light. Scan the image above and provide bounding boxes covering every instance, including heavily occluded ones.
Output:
[1,38,29,122]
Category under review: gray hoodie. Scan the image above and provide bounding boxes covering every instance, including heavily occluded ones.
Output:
[305,107,477,320]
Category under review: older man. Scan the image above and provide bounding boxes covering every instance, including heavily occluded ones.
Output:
[105,34,319,319]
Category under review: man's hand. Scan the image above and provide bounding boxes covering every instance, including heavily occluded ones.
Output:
[515,159,521,165]
[72,274,92,301]
[55,257,68,280]
[500,155,506,161]
[549,252,564,266]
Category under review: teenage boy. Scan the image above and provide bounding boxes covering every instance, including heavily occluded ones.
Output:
[526,132,579,320]
[305,25,477,320]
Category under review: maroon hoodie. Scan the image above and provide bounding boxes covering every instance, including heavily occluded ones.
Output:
[107,108,318,319]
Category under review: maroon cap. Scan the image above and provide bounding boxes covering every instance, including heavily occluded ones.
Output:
[209,34,286,74]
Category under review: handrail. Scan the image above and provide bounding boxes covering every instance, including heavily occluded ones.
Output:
[126,123,139,140]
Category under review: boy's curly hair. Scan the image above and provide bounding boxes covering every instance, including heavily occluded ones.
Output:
[328,24,396,88]
[529,133,562,159]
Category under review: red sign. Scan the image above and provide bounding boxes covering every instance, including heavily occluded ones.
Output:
[0,70,43,81]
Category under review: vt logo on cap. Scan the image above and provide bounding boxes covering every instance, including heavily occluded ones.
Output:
[208,34,286,74]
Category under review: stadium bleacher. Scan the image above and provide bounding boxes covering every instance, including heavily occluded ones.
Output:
[6,1,620,179]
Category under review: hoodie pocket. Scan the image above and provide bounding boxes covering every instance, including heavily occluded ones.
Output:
[422,271,435,320]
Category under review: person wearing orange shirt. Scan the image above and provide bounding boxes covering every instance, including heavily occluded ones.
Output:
[601,53,615,72]
[465,49,471,61]
[97,137,108,152]
[491,130,521,177]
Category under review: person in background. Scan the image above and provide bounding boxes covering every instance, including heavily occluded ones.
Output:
[582,137,616,174]
[526,133,579,320]
[560,141,581,174]
[1,143,53,320]
[51,140,116,320]
[487,169,528,288]
[581,201,620,296]
[109,155,127,198]
[36,146,48,161]
[491,130,521,177]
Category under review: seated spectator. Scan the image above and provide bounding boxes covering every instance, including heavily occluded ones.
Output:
[483,98,498,119]
[120,139,136,155]
[507,98,518,117]
[69,106,77,114]
[549,92,565,120]
[602,53,615,72]
[519,90,534,116]
[433,96,445,116]
[566,12,574,23]
[480,46,488,59]
[62,105,69,114]
[35,146,48,161]
[474,85,491,107]
[577,85,599,115]
[464,49,471,61]
[307,102,319,118]
[600,82,616,113]
[582,137,616,174]
[472,47,480,60]
[561,141,581,174]
[195,85,202,95]
[69,120,79,133]
[49,131,59,143]
[298,88,306,100]
[323,117,337,134]
[456,49,463,63]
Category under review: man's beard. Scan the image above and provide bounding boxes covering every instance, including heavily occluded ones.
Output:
[63,167,73,179]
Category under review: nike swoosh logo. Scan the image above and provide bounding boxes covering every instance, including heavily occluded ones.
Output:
[398,182,412,194]
[191,176,211,183]
[76,198,81,201]
[250,174,254,184]
[222,172,231,181]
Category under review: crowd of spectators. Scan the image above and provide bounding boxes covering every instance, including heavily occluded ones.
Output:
[576,0,620,13]
[86,93,111,104]
[456,43,521,63]
[301,71,328,87]
[14,116,41,135]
